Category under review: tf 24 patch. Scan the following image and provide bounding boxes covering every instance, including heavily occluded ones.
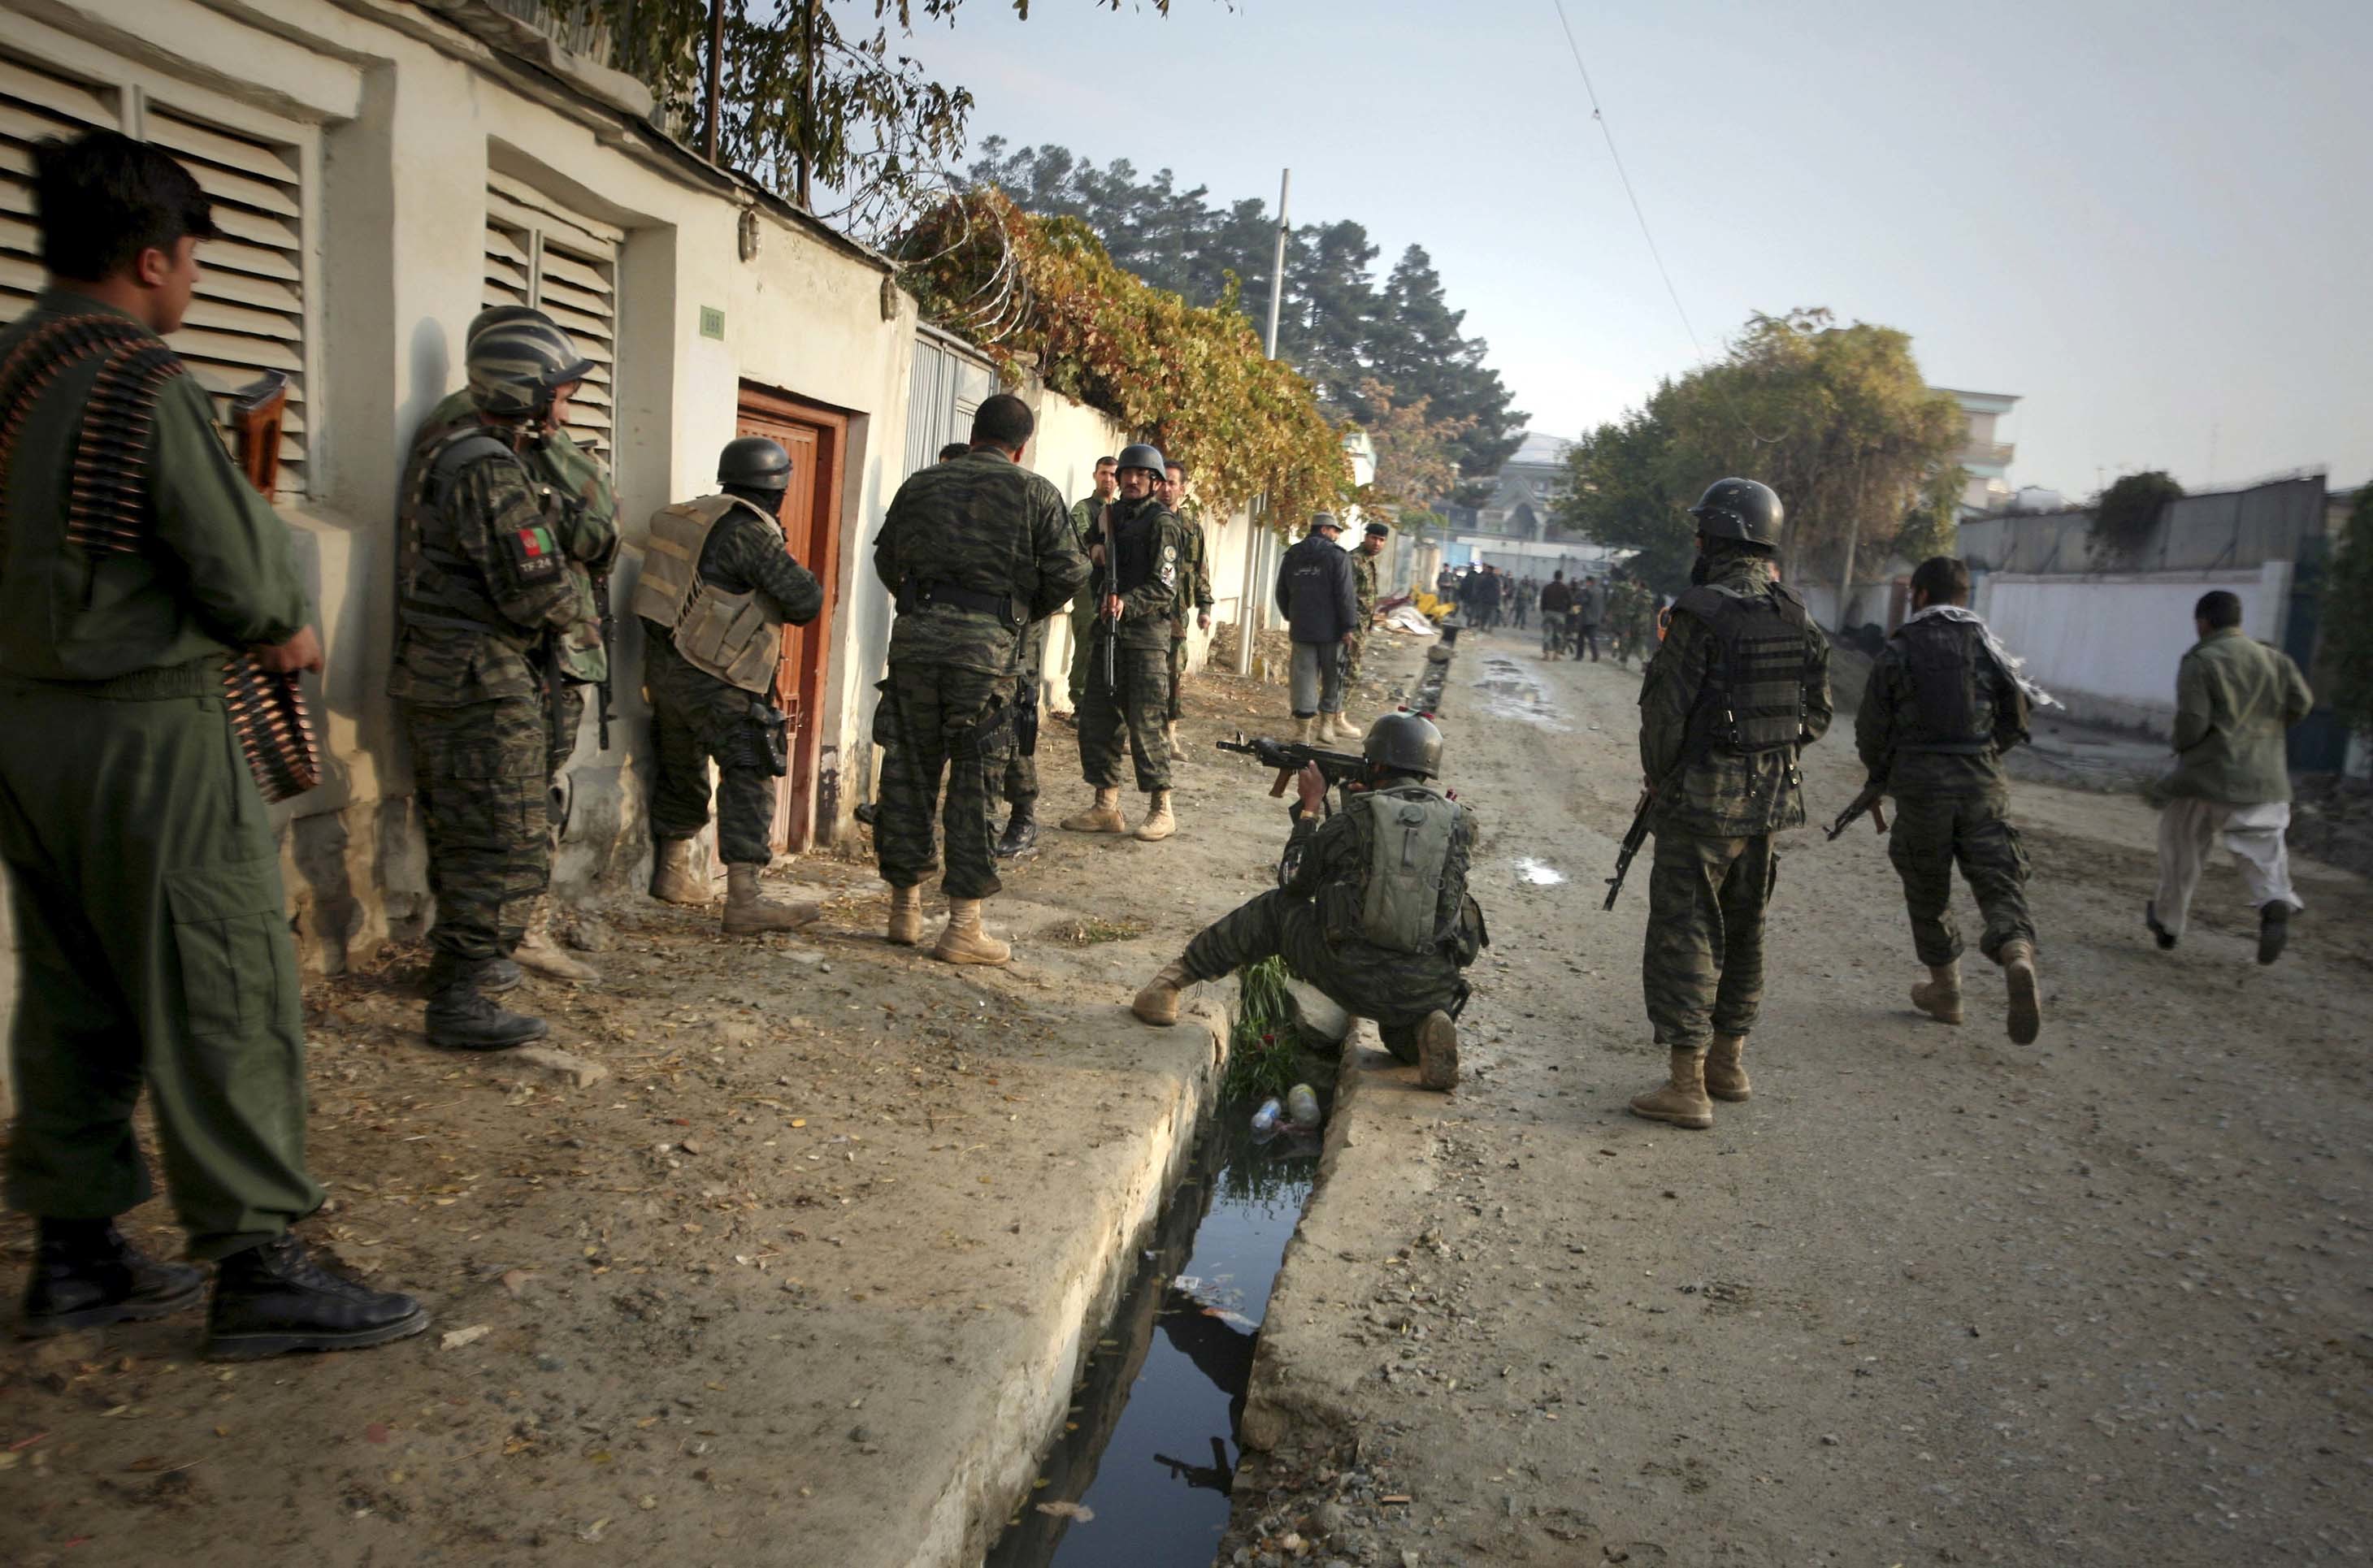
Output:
[505,522,563,584]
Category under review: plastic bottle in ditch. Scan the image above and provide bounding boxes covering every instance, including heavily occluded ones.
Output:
[1286,1084,1321,1128]
[1250,1098,1284,1135]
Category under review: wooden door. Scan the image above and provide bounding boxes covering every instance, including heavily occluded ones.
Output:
[735,385,848,853]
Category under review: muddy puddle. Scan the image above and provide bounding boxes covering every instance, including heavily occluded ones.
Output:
[1513,856,1568,886]
[1470,656,1569,730]
[985,1102,1321,1568]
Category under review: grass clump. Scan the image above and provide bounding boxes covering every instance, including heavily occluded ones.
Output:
[1226,957,1301,1102]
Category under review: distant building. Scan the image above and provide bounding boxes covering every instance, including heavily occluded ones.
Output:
[1447,431,1573,542]
[1936,388,2020,515]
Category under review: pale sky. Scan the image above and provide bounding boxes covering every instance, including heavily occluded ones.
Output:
[873,0,2370,496]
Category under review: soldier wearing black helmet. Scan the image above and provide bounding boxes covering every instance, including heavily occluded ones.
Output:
[1061,441,1189,842]
[1627,478,1832,1130]
[1130,712,1487,1091]
[633,437,826,934]
[392,314,605,1050]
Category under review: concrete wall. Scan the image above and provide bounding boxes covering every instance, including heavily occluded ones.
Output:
[1974,563,2292,733]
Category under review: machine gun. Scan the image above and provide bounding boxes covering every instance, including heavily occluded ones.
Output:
[1215,733,1367,808]
[1826,776,1892,841]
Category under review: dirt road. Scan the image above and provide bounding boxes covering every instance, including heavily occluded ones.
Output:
[1230,625,2373,1566]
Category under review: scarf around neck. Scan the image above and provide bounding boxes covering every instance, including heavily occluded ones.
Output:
[1901,604,2059,709]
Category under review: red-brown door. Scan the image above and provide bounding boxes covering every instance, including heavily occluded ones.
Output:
[735,385,848,853]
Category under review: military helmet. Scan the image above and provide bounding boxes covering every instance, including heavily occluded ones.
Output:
[1364,712,1443,779]
[1688,477,1784,552]
[466,315,595,420]
[1116,442,1166,479]
[718,436,793,492]
[466,303,549,348]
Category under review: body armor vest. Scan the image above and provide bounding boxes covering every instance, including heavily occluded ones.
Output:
[1100,500,1172,608]
[631,494,786,694]
[1356,785,1463,955]
[1674,582,1813,754]
[397,428,541,645]
[1894,617,1995,755]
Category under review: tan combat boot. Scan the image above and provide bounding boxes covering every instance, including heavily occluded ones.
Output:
[515,897,600,982]
[1999,938,2042,1046]
[1061,787,1129,834]
[1910,960,1964,1024]
[934,898,1010,965]
[1417,1011,1460,1091]
[1703,1033,1750,1102]
[1134,790,1176,842]
[722,864,821,935]
[650,837,707,905]
[886,884,924,946]
[1629,1049,1714,1129]
[1294,715,1317,743]
[1131,960,1191,1026]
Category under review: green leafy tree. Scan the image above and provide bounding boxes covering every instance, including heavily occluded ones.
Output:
[1354,378,1473,513]
[2089,470,2185,565]
[1556,392,1692,594]
[2321,487,2373,742]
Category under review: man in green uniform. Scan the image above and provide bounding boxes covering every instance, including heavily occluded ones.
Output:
[873,393,1087,962]
[392,315,600,1050]
[1340,521,1388,735]
[410,304,616,984]
[1159,460,1215,758]
[1060,455,1119,720]
[1130,713,1485,1090]
[1061,444,1186,842]
[1855,556,2043,1042]
[1628,479,1832,1131]
[3,130,423,1356]
[636,437,826,933]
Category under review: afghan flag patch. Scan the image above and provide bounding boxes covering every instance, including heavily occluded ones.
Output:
[518,524,554,558]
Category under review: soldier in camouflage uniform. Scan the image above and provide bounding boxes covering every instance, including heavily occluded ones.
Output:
[998,608,1051,857]
[1131,714,1485,1090]
[1061,456,1119,717]
[1341,521,1388,732]
[392,315,601,1050]
[1159,460,1215,757]
[1062,444,1187,842]
[1855,556,2042,1043]
[872,394,1087,963]
[410,304,615,983]
[1629,479,1832,1130]
[4,130,425,1357]
[636,438,826,933]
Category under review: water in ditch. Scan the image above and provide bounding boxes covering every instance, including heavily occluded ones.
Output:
[984,1099,1321,1568]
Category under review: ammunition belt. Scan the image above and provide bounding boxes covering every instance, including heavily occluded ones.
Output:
[2,314,319,802]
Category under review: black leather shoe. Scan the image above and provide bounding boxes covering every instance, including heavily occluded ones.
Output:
[2144,901,2177,951]
[426,986,549,1050]
[473,957,524,994]
[203,1233,428,1361]
[19,1219,204,1337]
[2258,903,2292,966]
[995,803,1039,859]
[422,953,521,996]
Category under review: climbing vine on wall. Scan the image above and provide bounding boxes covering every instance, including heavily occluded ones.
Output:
[900,189,1350,531]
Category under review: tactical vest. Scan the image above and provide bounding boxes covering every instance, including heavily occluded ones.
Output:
[630,493,786,694]
[1356,785,1462,955]
[396,428,545,646]
[1674,582,1813,754]
[1894,617,1994,754]
[1101,500,1171,604]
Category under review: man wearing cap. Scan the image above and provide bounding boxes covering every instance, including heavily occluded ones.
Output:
[409,304,616,984]
[1061,443,1186,841]
[1278,513,1359,743]
[1340,520,1390,728]
[635,438,826,934]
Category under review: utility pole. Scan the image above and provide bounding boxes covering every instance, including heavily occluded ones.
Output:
[1236,169,1290,678]
[702,0,724,162]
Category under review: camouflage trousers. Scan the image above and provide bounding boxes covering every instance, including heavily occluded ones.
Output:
[875,659,1012,899]
[1643,829,1778,1053]
[1005,617,1050,809]
[1888,791,2034,967]
[406,692,550,963]
[1181,890,1466,1064]
[1165,632,1190,723]
[647,635,778,867]
[1065,593,1097,708]
[1341,631,1367,692]
[1078,635,1173,793]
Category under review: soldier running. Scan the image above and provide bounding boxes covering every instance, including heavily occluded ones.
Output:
[1855,556,2045,1042]
[1627,479,1833,1130]
[636,438,826,933]
[1061,443,1187,842]
[1130,714,1486,1091]
[873,394,1087,961]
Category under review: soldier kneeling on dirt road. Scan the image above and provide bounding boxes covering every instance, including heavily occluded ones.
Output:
[1130,713,1486,1091]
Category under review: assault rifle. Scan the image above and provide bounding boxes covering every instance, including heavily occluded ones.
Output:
[1603,749,1695,911]
[593,566,617,751]
[1826,776,1891,841]
[1216,733,1366,805]
[1100,501,1118,694]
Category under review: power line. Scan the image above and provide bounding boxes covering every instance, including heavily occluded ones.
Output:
[1547,0,1701,360]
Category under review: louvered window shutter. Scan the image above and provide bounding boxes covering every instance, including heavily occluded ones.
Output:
[484,174,618,466]
[0,50,310,495]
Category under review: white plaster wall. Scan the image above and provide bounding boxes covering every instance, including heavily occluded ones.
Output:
[1975,565,2288,731]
